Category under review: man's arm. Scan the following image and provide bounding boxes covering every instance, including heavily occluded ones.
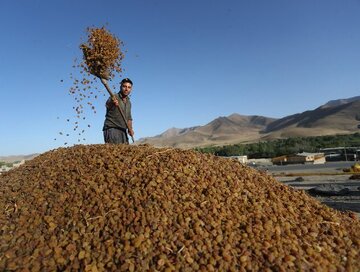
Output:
[106,96,119,108]
[127,119,134,137]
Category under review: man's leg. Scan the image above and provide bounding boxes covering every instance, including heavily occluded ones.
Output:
[104,128,128,144]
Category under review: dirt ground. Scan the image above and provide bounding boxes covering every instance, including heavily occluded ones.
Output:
[272,173,360,218]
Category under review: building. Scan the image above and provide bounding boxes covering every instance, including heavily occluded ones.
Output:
[271,155,288,165]
[272,152,326,165]
[320,147,360,161]
[228,155,248,164]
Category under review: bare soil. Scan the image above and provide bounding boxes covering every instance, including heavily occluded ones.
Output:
[274,174,360,218]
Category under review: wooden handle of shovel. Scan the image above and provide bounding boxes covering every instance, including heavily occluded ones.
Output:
[100,78,135,143]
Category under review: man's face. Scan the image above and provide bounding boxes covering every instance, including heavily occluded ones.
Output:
[121,82,132,96]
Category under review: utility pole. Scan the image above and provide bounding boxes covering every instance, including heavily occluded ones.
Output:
[344,147,348,161]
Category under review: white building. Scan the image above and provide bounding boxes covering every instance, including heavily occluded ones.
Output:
[228,155,248,164]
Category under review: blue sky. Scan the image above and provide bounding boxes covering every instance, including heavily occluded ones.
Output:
[1,0,360,156]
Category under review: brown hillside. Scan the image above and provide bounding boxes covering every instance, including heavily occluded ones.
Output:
[263,100,360,138]
[138,97,360,148]
[138,114,276,148]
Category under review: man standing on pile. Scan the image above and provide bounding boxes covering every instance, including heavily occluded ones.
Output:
[103,78,134,144]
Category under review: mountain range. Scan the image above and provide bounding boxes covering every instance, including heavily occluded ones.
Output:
[137,96,360,148]
[2,96,359,161]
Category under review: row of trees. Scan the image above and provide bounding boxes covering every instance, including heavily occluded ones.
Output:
[0,161,14,168]
[194,133,360,158]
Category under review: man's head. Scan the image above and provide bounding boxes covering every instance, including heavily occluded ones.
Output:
[120,78,133,97]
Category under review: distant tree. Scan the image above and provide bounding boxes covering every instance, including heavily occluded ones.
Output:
[194,133,360,158]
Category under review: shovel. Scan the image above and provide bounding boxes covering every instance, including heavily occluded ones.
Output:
[99,77,135,143]
[80,43,134,143]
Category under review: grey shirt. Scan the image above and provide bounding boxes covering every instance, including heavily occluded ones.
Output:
[103,93,132,131]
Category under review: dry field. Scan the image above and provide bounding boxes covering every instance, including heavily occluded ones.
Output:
[274,173,360,218]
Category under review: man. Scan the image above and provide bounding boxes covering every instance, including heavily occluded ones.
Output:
[103,78,134,144]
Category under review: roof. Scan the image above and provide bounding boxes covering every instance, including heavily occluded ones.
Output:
[295,152,324,157]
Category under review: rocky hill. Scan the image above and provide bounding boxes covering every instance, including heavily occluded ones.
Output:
[262,99,360,140]
[138,96,360,148]
[138,114,277,148]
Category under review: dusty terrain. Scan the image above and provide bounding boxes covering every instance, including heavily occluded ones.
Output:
[273,173,360,218]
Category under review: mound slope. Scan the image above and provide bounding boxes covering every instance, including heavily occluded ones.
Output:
[0,144,359,271]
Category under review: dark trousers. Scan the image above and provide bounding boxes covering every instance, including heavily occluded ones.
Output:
[103,128,129,144]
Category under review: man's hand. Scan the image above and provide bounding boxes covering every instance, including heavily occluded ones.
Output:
[128,128,134,137]
[112,96,119,107]
[105,96,119,108]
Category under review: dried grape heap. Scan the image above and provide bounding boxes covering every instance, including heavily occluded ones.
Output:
[1,144,359,271]
[80,26,124,80]
[57,26,124,145]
